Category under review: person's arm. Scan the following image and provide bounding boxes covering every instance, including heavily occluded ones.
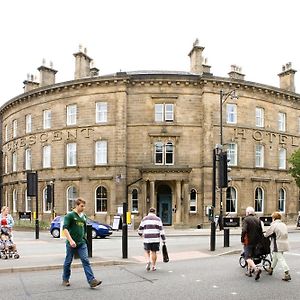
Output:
[8,215,14,228]
[264,222,275,238]
[63,228,76,248]
[137,220,144,237]
[159,220,166,242]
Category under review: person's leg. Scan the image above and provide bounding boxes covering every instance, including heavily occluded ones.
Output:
[144,243,151,271]
[151,251,157,270]
[271,251,279,270]
[276,251,291,280]
[62,243,74,283]
[77,243,95,283]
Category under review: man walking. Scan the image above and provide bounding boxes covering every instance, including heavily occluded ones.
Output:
[138,207,166,271]
[241,206,263,280]
[62,197,101,288]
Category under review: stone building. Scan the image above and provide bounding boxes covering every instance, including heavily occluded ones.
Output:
[1,41,299,228]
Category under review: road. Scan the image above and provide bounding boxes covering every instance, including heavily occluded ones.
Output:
[2,252,300,300]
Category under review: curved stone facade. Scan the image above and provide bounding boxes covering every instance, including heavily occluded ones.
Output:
[1,43,299,228]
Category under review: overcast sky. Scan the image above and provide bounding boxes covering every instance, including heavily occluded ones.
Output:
[1,0,299,106]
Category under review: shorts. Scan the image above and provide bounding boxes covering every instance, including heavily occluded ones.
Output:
[244,245,255,259]
[144,242,160,252]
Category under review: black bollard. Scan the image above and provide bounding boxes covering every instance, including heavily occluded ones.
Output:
[224,228,230,247]
[87,224,93,258]
[210,221,216,251]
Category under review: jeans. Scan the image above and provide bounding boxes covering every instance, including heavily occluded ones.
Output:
[62,242,95,283]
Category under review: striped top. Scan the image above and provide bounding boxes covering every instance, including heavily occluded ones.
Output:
[138,213,166,243]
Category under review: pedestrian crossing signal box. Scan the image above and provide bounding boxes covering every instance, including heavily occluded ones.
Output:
[223,217,240,228]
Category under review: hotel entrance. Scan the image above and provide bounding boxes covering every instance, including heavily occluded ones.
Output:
[157,184,172,225]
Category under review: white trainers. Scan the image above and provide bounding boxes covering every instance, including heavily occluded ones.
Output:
[146,262,151,271]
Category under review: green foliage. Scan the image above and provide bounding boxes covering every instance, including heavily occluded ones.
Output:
[14,220,50,230]
[288,148,300,188]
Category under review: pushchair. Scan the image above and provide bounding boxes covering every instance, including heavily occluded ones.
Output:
[0,227,20,259]
[239,236,271,271]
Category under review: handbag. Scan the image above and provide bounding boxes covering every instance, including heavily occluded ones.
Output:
[162,243,169,263]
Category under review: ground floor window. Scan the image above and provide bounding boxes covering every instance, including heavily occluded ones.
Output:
[255,187,264,213]
[226,187,237,213]
[67,186,78,212]
[278,188,286,212]
[95,186,107,212]
[131,189,138,212]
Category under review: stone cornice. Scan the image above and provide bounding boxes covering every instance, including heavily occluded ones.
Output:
[140,165,192,173]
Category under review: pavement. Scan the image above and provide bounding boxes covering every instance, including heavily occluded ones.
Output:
[1,225,299,274]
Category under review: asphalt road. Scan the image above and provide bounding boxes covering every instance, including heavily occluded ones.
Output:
[1,252,300,300]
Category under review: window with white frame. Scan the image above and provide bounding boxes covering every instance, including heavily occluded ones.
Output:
[43,145,51,168]
[255,144,264,167]
[226,104,237,124]
[155,103,174,122]
[95,186,107,212]
[25,114,32,133]
[66,143,77,166]
[278,112,286,132]
[25,148,32,170]
[4,124,8,142]
[255,107,264,127]
[25,190,32,212]
[12,119,17,138]
[278,188,286,212]
[13,189,17,213]
[43,109,52,129]
[67,104,77,125]
[255,187,264,213]
[279,148,286,169]
[96,102,107,123]
[67,186,78,212]
[227,143,237,166]
[190,189,197,212]
[12,152,17,172]
[4,155,8,174]
[154,142,174,165]
[43,187,52,213]
[226,187,237,213]
[131,189,138,212]
[95,141,107,165]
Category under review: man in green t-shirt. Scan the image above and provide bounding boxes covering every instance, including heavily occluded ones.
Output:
[62,197,101,288]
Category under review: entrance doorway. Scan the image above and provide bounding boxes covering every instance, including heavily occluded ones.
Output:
[157,185,172,225]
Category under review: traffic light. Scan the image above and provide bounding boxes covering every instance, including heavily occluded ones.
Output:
[218,151,231,188]
[46,185,52,204]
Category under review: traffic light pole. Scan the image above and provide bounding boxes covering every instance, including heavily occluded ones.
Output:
[210,148,217,251]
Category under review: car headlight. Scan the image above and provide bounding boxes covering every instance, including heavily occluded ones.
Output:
[98,225,107,229]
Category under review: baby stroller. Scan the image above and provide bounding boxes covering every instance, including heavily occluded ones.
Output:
[239,236,271,271]
[0,226,20,259]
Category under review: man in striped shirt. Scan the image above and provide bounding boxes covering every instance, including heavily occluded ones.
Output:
[138,207,166,271]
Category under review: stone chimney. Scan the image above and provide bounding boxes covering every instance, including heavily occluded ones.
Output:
[278,62,297,92]
[188,39,204,75]
[90,60,99,77]
[202,58,212,76]
[23,74,39,93]
[38,60,57,87]
[228,65,245,80]
[73,45,92,79]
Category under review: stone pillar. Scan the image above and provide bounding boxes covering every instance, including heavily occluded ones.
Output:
[150,181,155,209]
[142,181,147,216]
[175,180,182,225]
[183,181,189,225]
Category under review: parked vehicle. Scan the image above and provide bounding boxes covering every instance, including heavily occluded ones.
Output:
[50,216,113,239]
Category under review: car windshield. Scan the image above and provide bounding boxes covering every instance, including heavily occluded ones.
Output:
[87,218,100,224]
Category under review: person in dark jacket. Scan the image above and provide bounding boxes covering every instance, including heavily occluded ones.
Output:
[241,206,263,280]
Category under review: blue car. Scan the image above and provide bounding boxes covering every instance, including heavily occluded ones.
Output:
[50,216,113,239]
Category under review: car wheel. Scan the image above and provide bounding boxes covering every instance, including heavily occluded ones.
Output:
[91,229,97,239]
[51,228,60,238]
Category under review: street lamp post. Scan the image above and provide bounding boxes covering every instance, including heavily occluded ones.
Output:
[210,89,238,251]
[219,89,238,230]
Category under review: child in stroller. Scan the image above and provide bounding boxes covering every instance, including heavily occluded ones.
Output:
[0,219,19,259]
[239,236,272,273]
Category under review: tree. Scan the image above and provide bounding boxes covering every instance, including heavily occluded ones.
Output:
[288,149,300,188]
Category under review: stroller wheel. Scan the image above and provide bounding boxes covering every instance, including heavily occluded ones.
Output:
[14,253,20,259]
[263,259,271,271]
[1,254,8,259]
[239,256,247,268]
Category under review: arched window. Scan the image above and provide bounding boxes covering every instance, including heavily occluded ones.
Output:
[155,142,164,165]
[43,187,52,213]
[226,187,237,213]
[95,186,107,213]
[132,189,138,212]
[255,187,264,213]
[190,189,197,212]
[278,188,286,212]
[25,189,32,212]
[165,142,174,165]
[12,189,17,213]
[67,186,78,212]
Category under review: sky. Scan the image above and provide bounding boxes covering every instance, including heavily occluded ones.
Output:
[1,0,300,106]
